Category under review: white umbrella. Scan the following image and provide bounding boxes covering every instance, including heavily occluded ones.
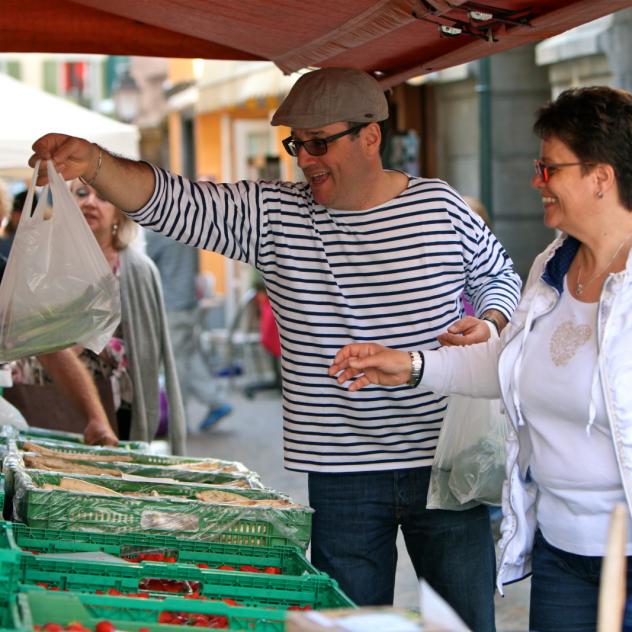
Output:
[0,73,139,177]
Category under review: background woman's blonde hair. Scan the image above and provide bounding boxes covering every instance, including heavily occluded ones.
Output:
[70,178,138,251]
[112,209,138,251]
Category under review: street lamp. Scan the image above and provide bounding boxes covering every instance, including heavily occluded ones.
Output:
[112,69,140,123]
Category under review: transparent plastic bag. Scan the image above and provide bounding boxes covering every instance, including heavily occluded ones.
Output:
[0,160,120,361]
[427,395,507,511]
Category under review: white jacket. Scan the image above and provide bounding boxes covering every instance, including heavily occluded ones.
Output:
[422,234,632,592]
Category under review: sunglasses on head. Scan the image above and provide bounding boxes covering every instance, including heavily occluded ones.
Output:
[282,124,368,157]
[533,159,594,183]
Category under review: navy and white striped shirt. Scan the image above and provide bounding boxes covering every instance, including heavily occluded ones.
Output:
[136,167,521,473]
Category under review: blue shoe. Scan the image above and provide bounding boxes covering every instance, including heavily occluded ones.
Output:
[199,404,233,431]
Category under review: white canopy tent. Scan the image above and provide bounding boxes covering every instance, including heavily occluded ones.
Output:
[0,73,139,178]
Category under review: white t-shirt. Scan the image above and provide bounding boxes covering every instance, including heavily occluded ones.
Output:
[519,275,632,556]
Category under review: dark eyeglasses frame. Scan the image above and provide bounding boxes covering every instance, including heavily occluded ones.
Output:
[282,124,368,157]
[533,159,594,183]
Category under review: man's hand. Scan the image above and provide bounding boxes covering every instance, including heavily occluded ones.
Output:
[83,418,119,447]
[437,315,493,347]
[329,343,411,392]
[29,134,98,186]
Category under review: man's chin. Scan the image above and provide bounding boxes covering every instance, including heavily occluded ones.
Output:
[310,189,330,207]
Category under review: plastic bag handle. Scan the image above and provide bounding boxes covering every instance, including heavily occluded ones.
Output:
[23,160,41,218]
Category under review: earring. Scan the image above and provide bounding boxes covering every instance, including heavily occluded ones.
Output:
[596,191,604,199]
[112,223,119,235]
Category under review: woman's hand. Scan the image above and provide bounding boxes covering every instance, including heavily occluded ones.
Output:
[29,133,98,185]
[83,418,119,447]
[329,343,412,391]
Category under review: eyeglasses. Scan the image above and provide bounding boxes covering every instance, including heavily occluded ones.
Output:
[533,159,594,183]
[282,124,368,157]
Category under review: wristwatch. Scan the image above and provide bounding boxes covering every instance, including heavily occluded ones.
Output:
[408,351,423,388]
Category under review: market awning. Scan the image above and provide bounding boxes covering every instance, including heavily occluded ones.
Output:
[2,0,631,88]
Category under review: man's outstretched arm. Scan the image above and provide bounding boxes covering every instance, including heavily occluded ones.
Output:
[30,133,154,213]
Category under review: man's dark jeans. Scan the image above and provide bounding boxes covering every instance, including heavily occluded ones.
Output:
[308,466,496,632]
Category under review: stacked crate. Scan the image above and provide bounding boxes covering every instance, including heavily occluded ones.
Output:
[0,428,354,630]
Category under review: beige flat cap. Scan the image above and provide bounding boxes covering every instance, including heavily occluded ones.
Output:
[271,67,388,129]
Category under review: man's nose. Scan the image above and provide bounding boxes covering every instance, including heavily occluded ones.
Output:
[297,145,317,169]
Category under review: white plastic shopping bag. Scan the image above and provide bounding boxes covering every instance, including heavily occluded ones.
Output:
[426,395,507,511]
[0,160,121,361]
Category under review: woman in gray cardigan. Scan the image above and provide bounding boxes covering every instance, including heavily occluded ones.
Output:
[70,179,186,454]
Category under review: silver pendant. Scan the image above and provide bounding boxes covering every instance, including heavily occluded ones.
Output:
[576,283,584,295]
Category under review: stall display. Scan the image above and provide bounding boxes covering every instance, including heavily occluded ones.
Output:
[11,467,312,550]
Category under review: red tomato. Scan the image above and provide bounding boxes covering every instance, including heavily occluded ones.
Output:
[217,565,235,571]
[42,624,63,632]
[95,622,116,632]
[264,566,282,574]
[238,565,260,573]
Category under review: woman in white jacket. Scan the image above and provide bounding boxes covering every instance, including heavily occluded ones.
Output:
[329,86,632,632]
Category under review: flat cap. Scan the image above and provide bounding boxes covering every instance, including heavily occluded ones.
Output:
[271,67,388,129]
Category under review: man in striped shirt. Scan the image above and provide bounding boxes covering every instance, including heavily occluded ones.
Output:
[30,67,521,631]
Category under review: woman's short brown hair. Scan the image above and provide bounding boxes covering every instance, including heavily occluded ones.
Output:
[533,86,632,210]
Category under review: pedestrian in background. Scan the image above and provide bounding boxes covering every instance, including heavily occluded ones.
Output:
[145,230,232,432]
[68,180,186,453]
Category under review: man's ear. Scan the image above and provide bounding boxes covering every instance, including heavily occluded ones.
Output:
[363,122,382,157]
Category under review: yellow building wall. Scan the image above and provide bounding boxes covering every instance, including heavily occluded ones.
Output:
[168,110,183,174]
[195,111,226,295]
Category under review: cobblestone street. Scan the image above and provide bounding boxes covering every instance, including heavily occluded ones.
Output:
[185,386,530,631]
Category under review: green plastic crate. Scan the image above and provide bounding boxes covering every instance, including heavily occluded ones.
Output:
[0,594,20,632]
[18,590,286,631]
[17,555,353,610]
[13,427,149,451]
[0,547,20,599]
[9,524,321,577]
[20,455,263,489]
[18,469,286,502]
[16,438,253,472]
[0,548,20,632]
[13,469,312,550]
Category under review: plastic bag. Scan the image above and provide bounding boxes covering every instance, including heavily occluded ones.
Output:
[426,395,507,511]
[0,160,120,361]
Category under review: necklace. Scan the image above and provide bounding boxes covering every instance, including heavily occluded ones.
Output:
[576,233,632,295]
